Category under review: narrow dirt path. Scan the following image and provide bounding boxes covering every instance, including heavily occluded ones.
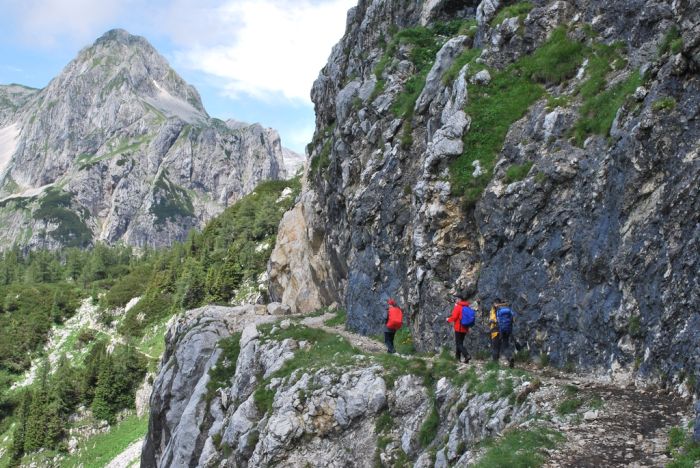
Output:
[541,383,687,467]
[106,439,143,468]
[295,312,693,467]
[300,313,387,353]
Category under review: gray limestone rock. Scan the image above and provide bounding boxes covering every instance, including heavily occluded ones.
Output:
[0,29,288,250]
[268,0,700,392]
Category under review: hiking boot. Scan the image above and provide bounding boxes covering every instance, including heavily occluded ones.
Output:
[463,355,471,364]
[509,358,515,368]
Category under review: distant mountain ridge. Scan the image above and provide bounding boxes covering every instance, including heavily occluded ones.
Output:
[0,29,298,249]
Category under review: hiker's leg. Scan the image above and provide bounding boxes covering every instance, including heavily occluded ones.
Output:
[454,331,461,360]
[502,332,514,367]
[388,331,396,353]
[384,331,393,353]
[457,332,469,362]
[491,335,500,361]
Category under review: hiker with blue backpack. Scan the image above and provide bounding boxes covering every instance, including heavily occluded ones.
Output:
[447,296,476,363]
[489,299,515,368]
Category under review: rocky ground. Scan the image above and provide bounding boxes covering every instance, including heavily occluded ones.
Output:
[142,305,696,467]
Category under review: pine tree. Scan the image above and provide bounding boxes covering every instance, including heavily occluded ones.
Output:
[24,366,49,453]
[179,259,205,309]
[91,354,115,423]
[10,391,31,462]
[82,341,106,404]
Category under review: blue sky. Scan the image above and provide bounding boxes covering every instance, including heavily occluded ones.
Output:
[0,0,357,154]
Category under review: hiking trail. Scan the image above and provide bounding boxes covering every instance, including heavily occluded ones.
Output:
[301,312,692,467]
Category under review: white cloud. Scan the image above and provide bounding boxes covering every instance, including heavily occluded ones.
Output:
[7,0,125,48]
[170,0,356,104]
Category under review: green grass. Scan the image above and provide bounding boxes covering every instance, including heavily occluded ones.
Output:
[652,97,677,112]
[491,2,534,27]
[308,125,335,178]
[323,309,347,327]
[666,426,700,468]
[449,71,543,203]
[394,327,416,355]
[77,135,150,170]
[253,324,361,413]
[516,28,586,84]
[546,94,571,110]
[60,414,147,468]
[658,26,683,56]
[473,427,564,468]
[578,43,627,99]
[206,333,242,403]
[504,162,534,183]
[418,397,439,447]
[442,48,482,85]
[557,397,583,415]
[572,70,641,145]
[137,319,169,366]
[449,27,585,203]
[375,410,394,434]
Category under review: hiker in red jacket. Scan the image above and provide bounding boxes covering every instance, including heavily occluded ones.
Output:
[384,298,403,354]
[446,296,472,363]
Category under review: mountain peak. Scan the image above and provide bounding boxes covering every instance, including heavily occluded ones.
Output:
[49,28,208,121]
[95,28,143,45]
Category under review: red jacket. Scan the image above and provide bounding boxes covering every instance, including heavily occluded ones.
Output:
[447,300,471,333]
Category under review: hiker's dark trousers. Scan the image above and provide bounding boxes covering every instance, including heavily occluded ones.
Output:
[491,332,512,361]
[454,331,468,361]
[384,331,396,353]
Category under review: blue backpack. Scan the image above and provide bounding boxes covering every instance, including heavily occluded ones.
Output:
[497,307,513,333]
[460,306,476,328]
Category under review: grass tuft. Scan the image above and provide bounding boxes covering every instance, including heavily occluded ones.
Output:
[557,397,583,415]
[658,26,683,56]
[323,309,348,327]
[473,427,564,468]
[652,97,677,112]
[572,70,641,145]
[504,162,534,184]
[491,2,534,27]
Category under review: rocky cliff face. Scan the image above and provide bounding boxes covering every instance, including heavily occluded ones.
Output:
[0,29,289,249]
[269,0,700,391]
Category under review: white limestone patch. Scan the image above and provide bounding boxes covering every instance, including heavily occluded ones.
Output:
[144,80,206,124]
[125,296,142,312]
[0,123,20,176]
[0,182,54,204]
[276,187,294,203]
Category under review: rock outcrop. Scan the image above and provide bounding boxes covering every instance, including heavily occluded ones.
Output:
[143,306,691,467]
[269,0,700,392]
[0,29,288,249]
[142,306,548,467]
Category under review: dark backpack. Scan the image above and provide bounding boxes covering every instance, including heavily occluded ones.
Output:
[497,307,513,333]
[460,306,476,328]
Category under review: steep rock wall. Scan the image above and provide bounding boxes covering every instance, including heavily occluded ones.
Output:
[270,0,699,389]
